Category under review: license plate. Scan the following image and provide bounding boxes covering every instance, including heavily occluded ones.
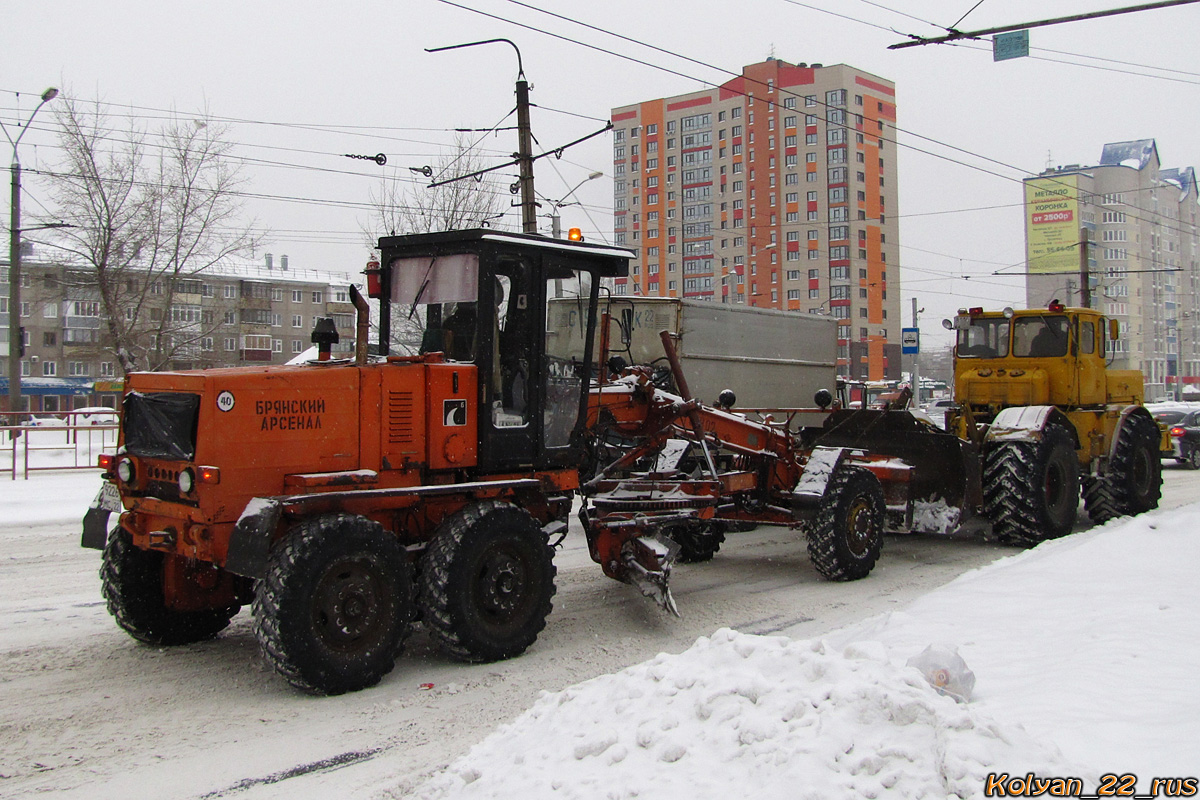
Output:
[94,482,122,513]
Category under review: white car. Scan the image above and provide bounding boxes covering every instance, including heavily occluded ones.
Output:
[70,407,120,426]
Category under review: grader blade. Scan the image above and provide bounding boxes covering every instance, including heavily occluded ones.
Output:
[621,536,681,617]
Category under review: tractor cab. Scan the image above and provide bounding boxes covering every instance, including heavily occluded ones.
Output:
[369,229,631,473]
[946,301,1123,415]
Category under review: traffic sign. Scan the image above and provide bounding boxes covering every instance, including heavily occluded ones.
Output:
[902,327,920,354]
[993,30,1029,62]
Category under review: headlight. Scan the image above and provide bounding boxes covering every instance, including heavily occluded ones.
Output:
[178,468,195,494]
[116,458,135,484]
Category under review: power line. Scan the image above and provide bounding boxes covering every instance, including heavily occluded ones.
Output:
[481,0,1199,242]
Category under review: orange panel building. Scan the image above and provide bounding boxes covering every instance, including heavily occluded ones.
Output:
[611,59,902,380]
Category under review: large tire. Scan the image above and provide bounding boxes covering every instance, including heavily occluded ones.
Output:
[666,521,726,563]
[101,528,240,646]
[420,501,556,663]
[807,466,885,581]
[252,514,413,695]
[983,423,1079,545]
[1084,414,1162,524]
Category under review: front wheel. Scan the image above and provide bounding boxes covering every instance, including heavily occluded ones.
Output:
[252,514,413,695]
[807,466,885,581]
[984,423,1079,545]
[101,528,241,646]
[420,501,556,663]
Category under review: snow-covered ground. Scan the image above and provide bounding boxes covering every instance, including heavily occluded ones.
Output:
[411,505,1199,799]
[1,444,1197,798]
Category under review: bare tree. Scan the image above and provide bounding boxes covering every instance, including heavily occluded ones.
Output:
[43,94,261,374]
[363,136,510,353]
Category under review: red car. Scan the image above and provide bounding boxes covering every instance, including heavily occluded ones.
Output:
[1167,409,1200,469]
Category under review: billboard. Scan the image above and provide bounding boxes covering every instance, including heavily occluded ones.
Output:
[1025,175,1080,274]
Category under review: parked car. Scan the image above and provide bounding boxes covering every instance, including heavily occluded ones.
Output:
[69,407,120,426]
[1167,410,1200,469]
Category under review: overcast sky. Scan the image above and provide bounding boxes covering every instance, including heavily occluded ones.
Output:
[4,0,1198,348]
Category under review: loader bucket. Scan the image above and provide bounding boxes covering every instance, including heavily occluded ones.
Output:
[812,409,982,533]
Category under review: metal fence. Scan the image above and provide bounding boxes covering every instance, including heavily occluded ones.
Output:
[2,412,118,480]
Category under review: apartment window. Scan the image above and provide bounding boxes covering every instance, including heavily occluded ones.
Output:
[225,337,237,352]
[42,361,57,377]
[311,291,323,304]
[804,95,816,107]
[825,89,846,106]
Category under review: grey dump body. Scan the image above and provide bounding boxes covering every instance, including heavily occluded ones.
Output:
[549,297,838,409]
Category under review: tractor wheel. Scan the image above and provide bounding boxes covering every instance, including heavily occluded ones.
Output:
[983,423,1079,545]
[252,514,413,695]
[667,521,726,563]
[101,527,240,646]
[807,466,885,581]
[1084,414,1162,524]
[420,501,556,663]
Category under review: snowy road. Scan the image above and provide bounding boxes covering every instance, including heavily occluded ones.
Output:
[2,464,1197,799]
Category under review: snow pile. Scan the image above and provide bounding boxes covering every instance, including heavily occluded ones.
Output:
[413,629,1081,800]
[835,508,1200,778]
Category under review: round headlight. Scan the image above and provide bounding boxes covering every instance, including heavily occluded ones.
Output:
[116,458,135,484]
[178,468,195,494]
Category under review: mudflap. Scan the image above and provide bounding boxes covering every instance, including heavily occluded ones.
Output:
[813,409,982,531]
[224,498,283,579]
[81,483,122,550]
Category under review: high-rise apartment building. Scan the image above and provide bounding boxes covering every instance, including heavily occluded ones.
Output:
[611,58,902,380]
[1024,140,1199,399]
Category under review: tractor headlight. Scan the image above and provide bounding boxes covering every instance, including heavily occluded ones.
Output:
[178,468,195,495]
[115,458,135,484]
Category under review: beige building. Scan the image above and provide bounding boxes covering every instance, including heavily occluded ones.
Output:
[1,247,359,413]
[611,58,903,380]
[1024,140,1200,399]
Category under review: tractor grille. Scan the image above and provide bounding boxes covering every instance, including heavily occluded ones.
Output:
[388,391,416,444]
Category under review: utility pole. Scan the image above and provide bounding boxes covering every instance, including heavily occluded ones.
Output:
[514,75,537,234]
[426,40,536,232]
[1079,227,1091,309]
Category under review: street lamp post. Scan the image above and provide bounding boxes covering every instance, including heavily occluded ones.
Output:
[545,171,603,239]
[3,87,59,418]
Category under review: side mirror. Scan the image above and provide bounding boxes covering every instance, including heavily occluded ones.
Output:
[1109,318,1120,340]
[620,308,634,347]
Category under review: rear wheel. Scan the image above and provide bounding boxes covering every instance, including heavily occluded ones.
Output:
[1084,414,1162,523]
[1188,445,1200,471]
[984,423,1079,546]
[807,466,885,581]
[101,528,240,646]
[420,502,556,663]
[253,514,413,695]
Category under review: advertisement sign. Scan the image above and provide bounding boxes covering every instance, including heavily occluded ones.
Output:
[1025,175,1080,274]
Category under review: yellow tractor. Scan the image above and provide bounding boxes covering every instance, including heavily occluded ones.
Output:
[944,301,1161,544]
